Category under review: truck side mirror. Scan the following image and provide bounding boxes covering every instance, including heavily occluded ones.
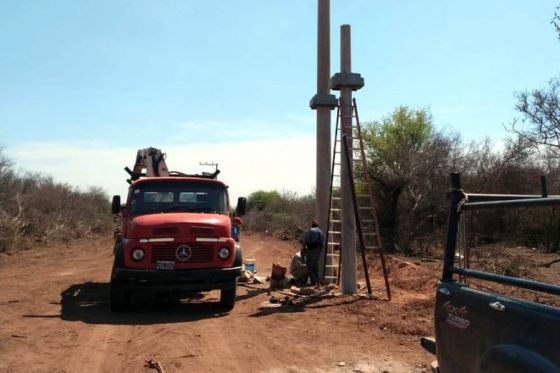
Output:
[236,197,247,216]
[111,195,122,215]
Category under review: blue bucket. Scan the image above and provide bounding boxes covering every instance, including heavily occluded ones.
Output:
[245,259,255,273]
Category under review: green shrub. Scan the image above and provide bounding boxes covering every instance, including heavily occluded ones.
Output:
[244,190,315,241]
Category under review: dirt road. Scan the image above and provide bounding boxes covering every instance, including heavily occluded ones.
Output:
[0,232,434,373]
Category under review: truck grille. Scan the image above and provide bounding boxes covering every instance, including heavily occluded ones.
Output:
[151,243,214,263]
[152,227,179,236]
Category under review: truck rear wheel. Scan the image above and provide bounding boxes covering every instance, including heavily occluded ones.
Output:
[110,282,129,312]
[219,282,237,311]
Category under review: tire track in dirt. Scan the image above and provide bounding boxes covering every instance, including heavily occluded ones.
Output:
[0,233,433,373]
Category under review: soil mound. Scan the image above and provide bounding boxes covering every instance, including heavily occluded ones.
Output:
[370,256,439,291]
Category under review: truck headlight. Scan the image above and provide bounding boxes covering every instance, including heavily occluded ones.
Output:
[218,247,230,260]
[132,248,145,261]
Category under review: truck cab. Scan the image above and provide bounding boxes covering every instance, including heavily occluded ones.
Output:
[109,148,246,312]
[423,173,560,372]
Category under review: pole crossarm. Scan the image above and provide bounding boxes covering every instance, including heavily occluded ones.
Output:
[310,93,338,109]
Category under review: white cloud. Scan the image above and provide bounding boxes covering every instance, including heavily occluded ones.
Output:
[8,136,318,202]
[172,114,316,143]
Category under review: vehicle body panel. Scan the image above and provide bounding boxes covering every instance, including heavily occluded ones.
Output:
[435,282,560,373]
[428,173,560,372]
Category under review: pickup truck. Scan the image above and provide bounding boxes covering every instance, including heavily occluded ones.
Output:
[422,173,560,373]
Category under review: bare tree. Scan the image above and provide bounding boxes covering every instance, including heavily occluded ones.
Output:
[509,6,560,151]
[512,77,560,151]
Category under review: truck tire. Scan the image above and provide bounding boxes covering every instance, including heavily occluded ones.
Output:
[219,281,237,311]
[233,244,242,267]
[110,281,129,312]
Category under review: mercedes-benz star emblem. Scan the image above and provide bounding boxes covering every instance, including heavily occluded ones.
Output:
[175,244,192,262]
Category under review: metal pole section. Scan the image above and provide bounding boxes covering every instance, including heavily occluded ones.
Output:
[310,0,337,281]
[443,173,463,281]
[339,25,357,294]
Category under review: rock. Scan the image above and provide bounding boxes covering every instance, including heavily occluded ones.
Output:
[253,275,266,284]
[259,300,282,309]
[337,361,346,367]
[290,286,301,294]
[298,287,316,296]
[239,270,253,283]
[289,253,308,280]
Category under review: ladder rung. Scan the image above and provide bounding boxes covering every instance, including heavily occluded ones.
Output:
[324,276,338,279]
[327,242,339,246]
[329,231,341,234]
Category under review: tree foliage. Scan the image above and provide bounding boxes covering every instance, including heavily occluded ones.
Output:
[245,190,315,240]
[362,106,560,254]
[246,190,282,211]
[362,107,460,252]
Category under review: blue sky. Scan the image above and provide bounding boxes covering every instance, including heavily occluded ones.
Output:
[1,1,559,199]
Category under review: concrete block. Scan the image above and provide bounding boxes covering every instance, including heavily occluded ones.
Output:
[330,72,364,91]
[309,93,338,109]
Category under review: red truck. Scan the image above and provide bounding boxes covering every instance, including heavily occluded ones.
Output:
[109,148,246,312]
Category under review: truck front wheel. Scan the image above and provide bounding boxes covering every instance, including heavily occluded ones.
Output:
[219,281,237,311]
[110,281,129,312]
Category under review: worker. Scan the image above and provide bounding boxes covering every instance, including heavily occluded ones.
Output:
[231,216,243,241]
[302,220,324,288]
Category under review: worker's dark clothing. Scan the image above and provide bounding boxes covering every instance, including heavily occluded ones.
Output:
[303,226,325,286]
[231,225,241,241]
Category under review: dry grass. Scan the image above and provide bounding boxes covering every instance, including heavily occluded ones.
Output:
[0,151,112,252]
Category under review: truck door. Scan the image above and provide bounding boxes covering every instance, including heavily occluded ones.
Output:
[435,281,560,373]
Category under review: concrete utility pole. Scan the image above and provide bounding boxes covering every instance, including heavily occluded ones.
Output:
[310,0,337,279]
[330,25,364,294]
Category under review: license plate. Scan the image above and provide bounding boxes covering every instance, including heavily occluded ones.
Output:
[156,261,175,270]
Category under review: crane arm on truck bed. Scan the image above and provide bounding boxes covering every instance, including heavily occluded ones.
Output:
[124,147,170,183]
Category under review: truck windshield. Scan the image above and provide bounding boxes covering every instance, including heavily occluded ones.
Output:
[130,181,227,215]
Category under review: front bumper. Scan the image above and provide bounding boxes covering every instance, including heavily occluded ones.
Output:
[112,266,242,292]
